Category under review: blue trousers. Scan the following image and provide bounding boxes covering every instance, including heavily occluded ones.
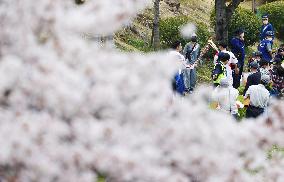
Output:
[182,68,196,91]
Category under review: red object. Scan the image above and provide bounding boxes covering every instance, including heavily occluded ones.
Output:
[230,63,236,69]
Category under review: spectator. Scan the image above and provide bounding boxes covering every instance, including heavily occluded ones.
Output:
[169,41,186,95]
[212,78,239,118]
[183,35,200,94]
[275,47,284,62]
[169,40,186,66]
[247,51,262,72]
[231,29,245,89]
[259,59,271,78]
[243,61,261,95]
[270,58,284,99]
[245,74,270,118]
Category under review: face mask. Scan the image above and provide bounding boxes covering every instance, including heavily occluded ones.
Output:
[267,37,273,41]
[263,20,268,24]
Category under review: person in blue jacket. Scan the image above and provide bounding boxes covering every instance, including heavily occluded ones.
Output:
[258,31,274,63]
[260,15,274,41]
[230,29,245,89]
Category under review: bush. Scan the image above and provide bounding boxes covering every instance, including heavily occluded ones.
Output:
[159,16,210,48]
[258,1,284,40]
[210,8,261,46]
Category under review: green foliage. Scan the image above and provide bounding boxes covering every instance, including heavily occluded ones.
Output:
[97,174,107,182]
[159,16,210,48]
[258,1,284,40]
[229,8,261,46]
[197,58,215,83]
[237,94,246,120]
[127,37,152,52]
[210,8,261,46]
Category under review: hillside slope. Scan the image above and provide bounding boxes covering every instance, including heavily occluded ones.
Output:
[114,0,214,52]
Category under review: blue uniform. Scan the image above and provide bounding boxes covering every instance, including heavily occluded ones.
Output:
[258,39,273,62]
[260,23,274,41]
[231,37,245,67]
[230,37,245,89]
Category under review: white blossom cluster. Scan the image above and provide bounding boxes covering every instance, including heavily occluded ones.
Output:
[0,0,284,181]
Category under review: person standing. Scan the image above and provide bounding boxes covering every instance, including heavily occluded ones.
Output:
[258,31,274,63]
[260,15,274,41]
[214,42,239,86]
[244,74,270,118]
[183,35,200,93]
[212,52,230,87]
[231,29,245,89]
[169,40,187,95]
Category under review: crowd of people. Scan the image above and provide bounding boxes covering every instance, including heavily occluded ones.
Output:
[171,14,284,119]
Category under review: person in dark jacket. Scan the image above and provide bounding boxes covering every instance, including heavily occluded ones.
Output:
[231,29,245,89]
[270,58,284,99]
[275,47,284,62]
[258,31,274,63]
[248,51,262,72]
[243,61,261,96]
[245,74,270,118]
[260,15,274,41]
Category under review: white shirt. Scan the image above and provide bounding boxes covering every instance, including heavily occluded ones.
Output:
[214,50,238,86]
[169,50,186,69]
[212,86,239,114]
[245,84,270,108]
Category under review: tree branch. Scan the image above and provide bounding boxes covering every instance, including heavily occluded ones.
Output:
[226,0,242,18]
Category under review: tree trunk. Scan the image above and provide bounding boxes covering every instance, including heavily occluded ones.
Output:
[215,0,242,43]
[215,0,228,42]
[252,0,256,13]
[152,0,160,50]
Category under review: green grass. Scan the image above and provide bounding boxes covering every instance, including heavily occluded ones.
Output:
[97,174,107,182]
[197,59,214,84]
[237,94,246,120]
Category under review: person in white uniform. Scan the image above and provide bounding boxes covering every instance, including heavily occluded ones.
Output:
[212,78,239,118]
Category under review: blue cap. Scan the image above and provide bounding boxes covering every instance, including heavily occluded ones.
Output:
[266,31,274,36]
[262,15,269,19]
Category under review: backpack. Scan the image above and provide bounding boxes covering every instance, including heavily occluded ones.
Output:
[211,63,224,81]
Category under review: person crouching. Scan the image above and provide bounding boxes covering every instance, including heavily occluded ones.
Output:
[212,78,239,119]
[244,74,270,118]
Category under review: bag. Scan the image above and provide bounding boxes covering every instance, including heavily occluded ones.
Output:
[174,69,185,95]
[211,64,223,81]
[185,43,196,62]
